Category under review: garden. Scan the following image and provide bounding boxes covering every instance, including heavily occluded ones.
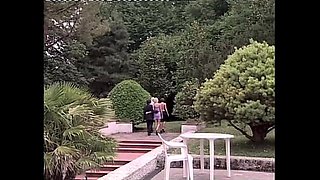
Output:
[44,0,275,179]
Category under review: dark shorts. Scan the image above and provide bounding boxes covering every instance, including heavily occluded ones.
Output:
[161,111,169,122]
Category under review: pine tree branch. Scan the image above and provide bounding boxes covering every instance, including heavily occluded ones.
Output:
[227,120,252,140]
[45,15,80,50]
[266,125,275,133]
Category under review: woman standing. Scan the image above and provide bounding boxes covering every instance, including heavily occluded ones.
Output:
[159,98,169,133]
[152,97,161,135]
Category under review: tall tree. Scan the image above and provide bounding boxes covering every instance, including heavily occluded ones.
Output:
[44,1,110,86]
[195,40,275,142]
[184,0,229,25]
[77,16,131,97]
[132,34,181,98]
[101,1,190,52]
[209,0,275,60]
[175,22,221,89]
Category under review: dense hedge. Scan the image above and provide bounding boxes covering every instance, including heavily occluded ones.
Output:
[109,80,151,125]
[173,79,200,120]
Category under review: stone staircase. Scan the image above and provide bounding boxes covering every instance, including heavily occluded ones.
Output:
[74,139,162,180]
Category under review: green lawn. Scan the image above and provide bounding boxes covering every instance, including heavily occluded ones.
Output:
[167,121,274,158]
[187,122,274,158]
[136,120,274,158]
[135,121,184,133]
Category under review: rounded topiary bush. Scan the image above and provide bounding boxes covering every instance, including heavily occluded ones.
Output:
[173,79,200,121]
[195,40,275,142]
[108,80,151,125]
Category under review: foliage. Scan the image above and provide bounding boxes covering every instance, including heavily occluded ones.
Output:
[132,34,181,98]
[101,1,189,52]
[175,22,221,88]
[74,2,111,47]
[184,0,229,25]
[44,54,88,87]
[77,18,132,97]
[108,80,151,125]
[133,22,221,97]
[44,82,116,180]
[173,79,200,120]
[195,40,275,142]
[44,1,110,87]
[208,0,275,61]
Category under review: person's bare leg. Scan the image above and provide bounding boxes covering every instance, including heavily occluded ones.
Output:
[159,121,163,132]
[162,121,166,132]
[153,120,157,132]
[156,119,161,133]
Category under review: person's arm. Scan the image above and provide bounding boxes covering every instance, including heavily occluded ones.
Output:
[143,106,147,120]
[165,103,169,116]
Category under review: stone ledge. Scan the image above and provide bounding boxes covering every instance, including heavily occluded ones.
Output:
[99,122,133,136]
[156,154,275,172]
[98,144,164,180]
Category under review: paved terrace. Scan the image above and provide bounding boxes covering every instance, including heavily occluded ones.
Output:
[150,168,275,180]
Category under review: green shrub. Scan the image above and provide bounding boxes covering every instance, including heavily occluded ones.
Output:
[173,79,200,120]
[195,40,275,142]
[108,80,151,125]
[44,82,116,180]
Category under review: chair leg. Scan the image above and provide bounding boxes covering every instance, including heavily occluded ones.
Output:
[186,160,190,180]
[165,160,171,180]
[183,160,188,178]
[188,157,194,180]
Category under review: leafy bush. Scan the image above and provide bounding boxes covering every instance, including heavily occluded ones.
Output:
[195,40,275,142]
[173,79,200,120]
[44,82,116,180]
[108,80,151,125]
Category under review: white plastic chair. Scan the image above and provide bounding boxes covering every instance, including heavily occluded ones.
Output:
[158,134,194,180]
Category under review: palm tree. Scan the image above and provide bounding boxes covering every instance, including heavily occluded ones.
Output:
[44,82,117,180]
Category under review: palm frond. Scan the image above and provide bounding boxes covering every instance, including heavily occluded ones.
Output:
[44,131,59,151]
[90,152,114,164]
[75,157,100,172]
[62,125,87,140]
[44,152,55,176]
[53,146,80,158]
[44,83,65,108]
[68,104,95,119]
[87,137,117,153]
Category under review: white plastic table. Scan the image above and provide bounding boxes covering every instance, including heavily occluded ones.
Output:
[180,133,234,180]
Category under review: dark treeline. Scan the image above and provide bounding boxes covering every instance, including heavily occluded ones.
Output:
[44,0,275,117]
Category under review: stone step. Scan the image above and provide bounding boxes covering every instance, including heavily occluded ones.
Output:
[112,152,145,162]
[74,174,99,180]
[104,159,130,165]
[100,164,122,171]
[118,142,160,148]
[117,147,154,153]
[118,139,162,144]
[85,170,112,178]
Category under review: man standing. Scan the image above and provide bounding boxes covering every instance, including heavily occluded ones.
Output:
[143,99,154,136]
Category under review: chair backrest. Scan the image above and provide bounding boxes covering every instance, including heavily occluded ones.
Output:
[157,133,169,157]
[157,133,188,157]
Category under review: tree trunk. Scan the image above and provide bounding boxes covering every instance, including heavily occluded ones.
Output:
[249,123,270,142]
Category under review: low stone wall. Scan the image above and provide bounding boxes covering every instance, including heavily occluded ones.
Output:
[99,121,132,136]
[156,155,275,172]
